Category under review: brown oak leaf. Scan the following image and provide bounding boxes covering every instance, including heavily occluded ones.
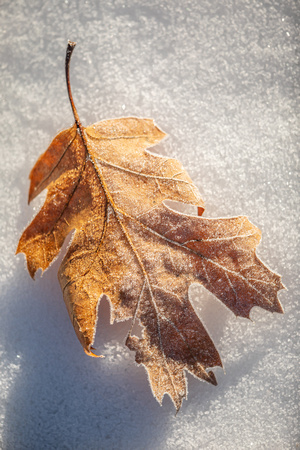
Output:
[17,42,284,411]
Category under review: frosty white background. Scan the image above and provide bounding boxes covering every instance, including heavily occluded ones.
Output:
[0,0,298,449]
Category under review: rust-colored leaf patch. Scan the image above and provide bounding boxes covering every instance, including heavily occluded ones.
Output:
[17,42,284,411]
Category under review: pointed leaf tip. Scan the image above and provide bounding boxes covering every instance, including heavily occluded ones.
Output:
[84,348,104,358]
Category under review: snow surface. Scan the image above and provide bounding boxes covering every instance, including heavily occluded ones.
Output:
[0,0,299,448]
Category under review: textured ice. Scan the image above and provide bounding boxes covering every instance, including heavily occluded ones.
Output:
[0,0,299,448]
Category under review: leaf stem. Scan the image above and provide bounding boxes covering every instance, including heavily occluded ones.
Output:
[65,41,85,139]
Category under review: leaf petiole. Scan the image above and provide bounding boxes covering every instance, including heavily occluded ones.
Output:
[65,41,86,141]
